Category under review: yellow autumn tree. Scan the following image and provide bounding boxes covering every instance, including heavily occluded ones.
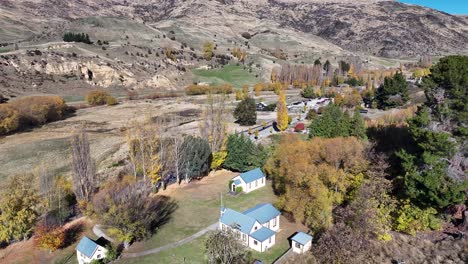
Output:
[264,135,367,231]
[276,91,288,131]
[254,83,263,96]
[203,41,214,60]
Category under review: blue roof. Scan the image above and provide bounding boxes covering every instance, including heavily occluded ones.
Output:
[239,168,264,184]
[250,227,276,242]
[243,203,281,224]
[291,232,313,245]
[220,208,257,234]
[76,236,98,258]
[233,179,241,185]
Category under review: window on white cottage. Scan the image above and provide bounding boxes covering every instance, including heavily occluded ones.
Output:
[272,217,277,227]
[97,254,101,259]
[242,233,247,241]
[254,240,258,245]
[262,177,264,184]
[255,180,258,187]
[249,183,251,189]
[269,237,271,243]
[295,242,301,248]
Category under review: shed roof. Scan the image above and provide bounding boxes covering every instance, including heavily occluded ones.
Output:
[76,236,99,258]
[291,232,313,245]
[239,168,264,184]
[250,227,276,242]
[220,208,257,234]
[243,203,281,224]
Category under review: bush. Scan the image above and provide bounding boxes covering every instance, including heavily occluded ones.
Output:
[86,90,117,106]
[233,97,256,126]
[0,96,70,135]
[105,96,118,106]
[301,86,317,98]
[185,84,233,95]
[0,104,20,134]
[34,224,65,251]
[235,186,243,193]
[306,109,317,120]
[394,200,441,236]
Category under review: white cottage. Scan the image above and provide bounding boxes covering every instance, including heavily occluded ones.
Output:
[76,236,108,264]
[231,168,266,193]
[291,232,313,254]
[219,203,281,252]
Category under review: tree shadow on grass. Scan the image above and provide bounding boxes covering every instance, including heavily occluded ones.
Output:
[148,195,179,236]
[61,222,84,249]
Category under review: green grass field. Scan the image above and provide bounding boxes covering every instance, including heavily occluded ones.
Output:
[192,65,258,88]
[122,172,289,263]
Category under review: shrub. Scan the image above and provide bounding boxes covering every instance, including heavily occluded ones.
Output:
[0,104,20,134]
[394,200,441,235]
[0,96,69,135]
[306,109,317,120]
[86,90,117,106]
[34,224,65,252]
[106,95,118,106]
[185,84,233,95]
[235,186,243,194]
[233,97,256,126]
[301,86,317,98]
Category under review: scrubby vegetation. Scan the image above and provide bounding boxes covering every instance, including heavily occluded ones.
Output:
[185,84,233,95]
[85,90,118,106]
[0,96,70,135]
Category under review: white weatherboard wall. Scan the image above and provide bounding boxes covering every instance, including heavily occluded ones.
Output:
[262,215,280,231]
[292,240,312,254]
[77,246,107,264]
[243,177,266,193]
[249,234,276,253]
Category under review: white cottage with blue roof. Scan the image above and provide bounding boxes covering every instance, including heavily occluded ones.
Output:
[231,168,266,193]
[76,236,108,264]
[291,232,313,254]
[219,203,281,252]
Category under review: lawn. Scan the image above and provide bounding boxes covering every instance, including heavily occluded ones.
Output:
[121,170,308,264]
[127,171,277,253]
[118,235,208,264]
[192,65,258,88]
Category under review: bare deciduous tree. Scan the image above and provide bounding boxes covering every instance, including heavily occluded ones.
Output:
[205,228,250,264]
[70,129,96,202]
[199,93,228,152]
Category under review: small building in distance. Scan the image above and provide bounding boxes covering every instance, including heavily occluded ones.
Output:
[230,168,266,194]
[76,236,108,264]
[291,232,313,254]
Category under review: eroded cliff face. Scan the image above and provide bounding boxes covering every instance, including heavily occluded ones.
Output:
[2,52,136,88]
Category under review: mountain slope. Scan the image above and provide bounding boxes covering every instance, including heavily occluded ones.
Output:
[1,0,467,57]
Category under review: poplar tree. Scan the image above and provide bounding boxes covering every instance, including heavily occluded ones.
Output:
[276,91,289,131]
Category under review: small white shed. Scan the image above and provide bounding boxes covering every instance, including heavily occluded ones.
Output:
[291,232,313,254]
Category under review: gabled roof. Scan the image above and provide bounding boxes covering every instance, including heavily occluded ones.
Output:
[238,168,264,184]
[250,227,276,242]
[243,203,281,224]
[291,232,313,245]
[76,236,99,258]
[220,208,257,234]
[233,179,242,185]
